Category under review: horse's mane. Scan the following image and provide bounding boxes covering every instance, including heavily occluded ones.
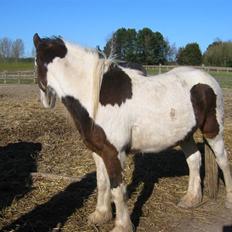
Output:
[48,38,115,119]
[65,41,116,119]
[92,51,115,119]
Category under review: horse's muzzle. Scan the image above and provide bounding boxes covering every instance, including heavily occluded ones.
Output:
[46,86,56,108]
[40,86,56,109]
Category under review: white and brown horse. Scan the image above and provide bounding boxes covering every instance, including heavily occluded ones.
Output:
[33,33,232,232]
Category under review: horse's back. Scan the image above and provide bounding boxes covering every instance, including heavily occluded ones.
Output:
[168,67,222,95]
[129,67,223,152]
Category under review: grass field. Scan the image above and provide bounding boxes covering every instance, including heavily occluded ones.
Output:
[1,61,232,88]
[210,71,232,88]
[147,67,232,88]
[0,60,34,72]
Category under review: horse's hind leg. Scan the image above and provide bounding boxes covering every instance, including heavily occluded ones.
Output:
[205,134,232,208]
[179,136,202,208]
[88,153,112,224]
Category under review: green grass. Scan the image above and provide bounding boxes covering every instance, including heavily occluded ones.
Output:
[210,72,232,88]
[146,67,173,76]
[146,67,232,88]
[0,63,231,88]
[209,71,232,78]
[0,60,35,84]
[0,61,34,72]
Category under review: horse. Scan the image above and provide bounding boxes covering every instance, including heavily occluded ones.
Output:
[33,33,232,232]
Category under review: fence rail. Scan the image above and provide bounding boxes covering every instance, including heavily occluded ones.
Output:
[144,65,232,88]
[143,65,232,74]
[0,65,232,85]
[0,70,36,84]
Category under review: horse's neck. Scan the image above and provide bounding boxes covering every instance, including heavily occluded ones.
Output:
[61,50,104,118]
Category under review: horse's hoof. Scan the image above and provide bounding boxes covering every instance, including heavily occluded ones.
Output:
[225,200,232,209]
[110,224,134,232]
[88,209,112,225]
[178,192,202,208]
[225,192,232,209]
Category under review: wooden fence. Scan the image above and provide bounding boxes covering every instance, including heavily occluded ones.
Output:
[143,65,232,74]
[0,70,36,84]
[0,65,231,85]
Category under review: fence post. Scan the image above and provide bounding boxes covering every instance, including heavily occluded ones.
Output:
[4,71,7,84]
[202,64,205,71]
[18,72,20,84]
[159,63,162,74]
[34,70,36,84]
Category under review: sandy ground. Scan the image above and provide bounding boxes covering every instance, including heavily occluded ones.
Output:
[0,84,231,232]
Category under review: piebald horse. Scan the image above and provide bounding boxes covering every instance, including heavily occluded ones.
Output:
[33,33,232,232]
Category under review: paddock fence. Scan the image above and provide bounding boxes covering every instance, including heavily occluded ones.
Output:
[143,64,232,74]
[0,65,232,87]
[0,70,36,84]
[144,65,232,88]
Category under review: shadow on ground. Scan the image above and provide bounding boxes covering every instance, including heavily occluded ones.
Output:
[1,143,209,231]
[0,172,96,232]
[127,143,205,230]
[0,141,42,211]
[223,225,232,232]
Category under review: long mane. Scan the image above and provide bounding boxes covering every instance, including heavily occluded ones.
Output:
[61,40,115,118]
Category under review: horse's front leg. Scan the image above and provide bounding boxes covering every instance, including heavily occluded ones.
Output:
[102,150,133,232]
[88,152,112,225]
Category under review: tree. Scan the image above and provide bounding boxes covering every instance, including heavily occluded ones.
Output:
[11,39,24,60]
[137,28,168,64]
[103,27,169,64]
[177,43,202,65]
[203,40,232,67]
[31,47,36,57]
[0,37,12,59]
[165,39,177,63]
[104,28,137,61]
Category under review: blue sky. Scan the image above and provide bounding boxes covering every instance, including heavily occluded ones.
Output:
[1,0,231,57]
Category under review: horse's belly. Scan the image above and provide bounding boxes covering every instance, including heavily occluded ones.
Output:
[131,111,196,153]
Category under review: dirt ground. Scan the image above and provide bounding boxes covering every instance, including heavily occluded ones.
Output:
[0,84,231,232]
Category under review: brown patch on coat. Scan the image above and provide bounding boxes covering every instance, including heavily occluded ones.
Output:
[119,62,147,76]
[33,33,67,91]
[190,83,220,138]
[100,65,132,106]
[62,96,122,188]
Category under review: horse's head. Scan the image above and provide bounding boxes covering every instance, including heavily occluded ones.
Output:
[33,33,67,108]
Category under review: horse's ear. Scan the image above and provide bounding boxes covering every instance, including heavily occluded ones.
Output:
[33,33,41,48]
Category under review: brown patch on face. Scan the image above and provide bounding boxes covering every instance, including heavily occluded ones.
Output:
[190,83,220,138]
[62,96,122,188]
[100,65,132,106]
[33,33,67,91]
